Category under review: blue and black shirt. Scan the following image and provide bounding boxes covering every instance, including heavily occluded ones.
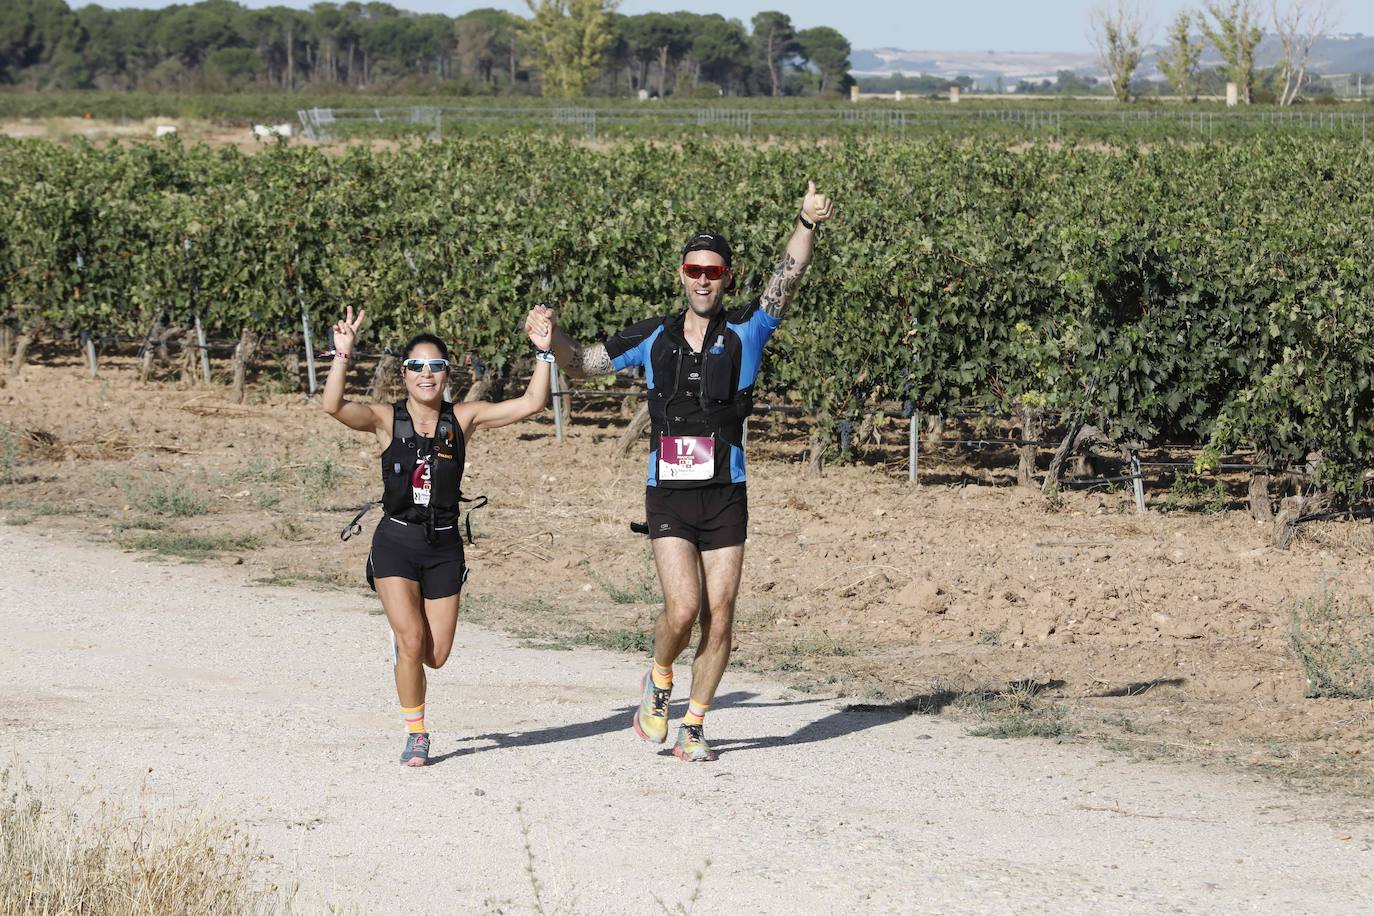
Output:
[605,302,780,489]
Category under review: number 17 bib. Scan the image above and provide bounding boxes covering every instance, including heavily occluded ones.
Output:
[659,435,715,481]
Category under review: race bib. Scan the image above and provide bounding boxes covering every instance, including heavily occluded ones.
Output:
[411,457,432,506]
[659,436,715,481]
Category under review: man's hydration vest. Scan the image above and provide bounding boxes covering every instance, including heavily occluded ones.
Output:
[602,302,780,489]
[647,308,755,487]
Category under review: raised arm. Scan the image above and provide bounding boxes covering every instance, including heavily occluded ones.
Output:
[549,327,614,379]
[759,180,835,320]
[459,305,555,433]
[322,306,387,434]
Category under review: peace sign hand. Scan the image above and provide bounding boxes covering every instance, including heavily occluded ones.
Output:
[332,306,366,355]
[801,180,835,225]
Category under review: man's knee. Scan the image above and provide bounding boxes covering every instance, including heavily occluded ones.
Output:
[702,607,734,643]
[662,596,699,630]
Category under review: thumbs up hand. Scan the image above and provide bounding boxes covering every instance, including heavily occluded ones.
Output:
[801,179,834,226]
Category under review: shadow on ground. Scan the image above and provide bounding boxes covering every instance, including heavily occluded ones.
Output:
[711,679,1064,755]
[429,675,1183,765]
[427,691,827,765]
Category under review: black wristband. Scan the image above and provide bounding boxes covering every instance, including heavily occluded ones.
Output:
[535,349,556,364]
[798,213,817,231]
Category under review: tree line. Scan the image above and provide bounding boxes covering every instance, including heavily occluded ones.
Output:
[1092,0,1337,104]
[0,0,853,98]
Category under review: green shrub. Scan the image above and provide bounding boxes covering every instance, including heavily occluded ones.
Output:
[596,573,659,605]
[0,427,20,485]
[234,458,287,483]
[1290,592,1374,700]
[579,627,654,653]
[122,481,208,517]
[296,458,346,502]
[954,682,1078,740]
[121,532,258,558]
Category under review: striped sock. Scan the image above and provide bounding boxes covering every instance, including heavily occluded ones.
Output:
[683,698,709,728]
[651,663,674,691]
[402,704,426,734]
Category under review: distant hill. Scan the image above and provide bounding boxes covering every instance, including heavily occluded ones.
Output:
[853,33,1374,89]
[851,48,1099,89]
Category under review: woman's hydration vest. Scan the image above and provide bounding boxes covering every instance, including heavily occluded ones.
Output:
[381,399,465,541]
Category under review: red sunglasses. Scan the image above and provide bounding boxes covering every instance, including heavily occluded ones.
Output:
[681,263,730,281]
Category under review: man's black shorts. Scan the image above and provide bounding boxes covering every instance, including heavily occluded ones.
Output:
[367,516,469,599]
[645,484,748,551]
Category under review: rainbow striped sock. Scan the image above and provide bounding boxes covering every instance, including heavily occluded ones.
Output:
[651,663,674,691]
[683,698,709,728]
[402,704,426,734]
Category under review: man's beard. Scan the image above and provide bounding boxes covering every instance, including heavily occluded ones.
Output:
[685,289,724,315]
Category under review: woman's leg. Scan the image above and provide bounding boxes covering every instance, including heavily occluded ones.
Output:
[375,576,428,707]
[420,594,461,669]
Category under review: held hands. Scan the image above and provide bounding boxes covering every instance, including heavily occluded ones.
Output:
[525,304,555,351]
[332,306,366,356]
[801,180,835,226]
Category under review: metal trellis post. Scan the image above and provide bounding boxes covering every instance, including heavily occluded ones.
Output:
[1131,455,1147,513]
[194,314,211,383]
[301,304,318,395]
[81,331,97,378]
[550,363,565,442]
[909,410,919,483]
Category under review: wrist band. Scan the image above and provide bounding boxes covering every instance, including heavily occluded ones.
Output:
[798,213,817,231]
[323,350,351,360]
[535,350,557,364]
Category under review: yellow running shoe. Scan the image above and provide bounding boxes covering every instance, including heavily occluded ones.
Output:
[632,671,671,744]
[672,724,718,762]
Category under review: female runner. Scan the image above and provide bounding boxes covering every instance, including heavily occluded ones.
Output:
[323,305,555,766]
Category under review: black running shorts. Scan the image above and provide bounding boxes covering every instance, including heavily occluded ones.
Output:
[645,483,748,551]
[367,516,469,600]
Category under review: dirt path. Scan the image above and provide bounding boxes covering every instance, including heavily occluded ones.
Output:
[2,527,1372,913]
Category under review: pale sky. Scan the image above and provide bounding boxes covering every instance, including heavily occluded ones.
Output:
[91,1,1374,52]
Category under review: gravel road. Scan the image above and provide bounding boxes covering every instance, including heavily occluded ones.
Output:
[2,528,1371,914]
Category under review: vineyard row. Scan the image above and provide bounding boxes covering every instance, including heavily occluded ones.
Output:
[3,135,1373,527]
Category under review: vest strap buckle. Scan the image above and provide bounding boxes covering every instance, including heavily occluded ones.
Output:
[340,500,379,541]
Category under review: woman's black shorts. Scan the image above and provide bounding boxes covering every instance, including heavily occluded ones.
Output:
[645,483,748,551]
[367,517,469,599]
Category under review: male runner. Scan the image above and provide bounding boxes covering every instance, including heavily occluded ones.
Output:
[551,181,835,761]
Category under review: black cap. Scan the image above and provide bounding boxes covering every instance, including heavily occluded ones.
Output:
[681,231,732,266]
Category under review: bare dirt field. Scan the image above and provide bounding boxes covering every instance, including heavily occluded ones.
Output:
[0,117,296,151]
[0,116,413,154]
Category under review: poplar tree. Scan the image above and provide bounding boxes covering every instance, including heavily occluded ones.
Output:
[522,0,618,98]
[1158,11,1203,101]
[1200,0,1264,104]
[1089,1,1147,103]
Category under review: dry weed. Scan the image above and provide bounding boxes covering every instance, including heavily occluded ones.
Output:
[0,767,280,915]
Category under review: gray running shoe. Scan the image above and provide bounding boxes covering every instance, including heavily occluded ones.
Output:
[400,731,430,767]
[672,724,718,762]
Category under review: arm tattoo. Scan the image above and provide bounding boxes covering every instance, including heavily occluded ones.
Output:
[760,252,808,319]
[576,342,613,376]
